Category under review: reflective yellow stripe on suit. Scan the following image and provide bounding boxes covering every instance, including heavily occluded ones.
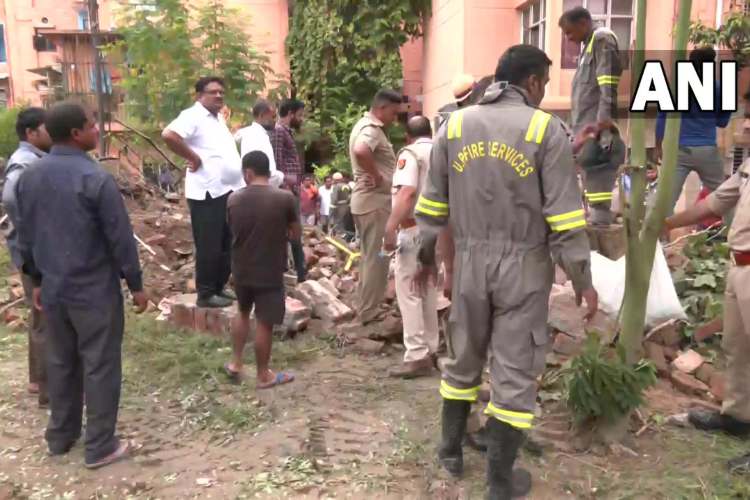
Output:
[597,75,620,86]
[415,195,449,218]
[586,191,614,202]
[524,110,552,144]
[440,380,480,402]
[546,209,586,232]
[447,110,464,140]
[485,402,534,429]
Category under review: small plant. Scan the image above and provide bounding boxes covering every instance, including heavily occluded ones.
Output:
[671,231,728,335]
[566,334,657,426]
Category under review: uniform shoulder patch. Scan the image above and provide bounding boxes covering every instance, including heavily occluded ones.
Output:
[398,158,407,169]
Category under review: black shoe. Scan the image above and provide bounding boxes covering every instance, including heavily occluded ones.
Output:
[688,410,750,437]
[217,289,237,301]
[48,438,78,456]
[438,399,470,477]
[465,424,488,452]
[486,418,532,500]
[196,295,233,309]
[728,453,750,474]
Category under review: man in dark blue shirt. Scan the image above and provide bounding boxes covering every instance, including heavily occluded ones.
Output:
[655,47,733,214]
[17,102,148,469]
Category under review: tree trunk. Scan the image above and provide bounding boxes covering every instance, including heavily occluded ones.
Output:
[619,0,693,364]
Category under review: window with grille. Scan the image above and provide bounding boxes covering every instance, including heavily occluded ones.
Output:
[561,0,633,69]
[522,1,546,50]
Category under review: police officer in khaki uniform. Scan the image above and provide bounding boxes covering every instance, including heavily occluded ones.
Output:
[415,45,598,499]
[560,6,625,225]
[350,90,402,325]
[383,116,439,378]
[665,90,750,471]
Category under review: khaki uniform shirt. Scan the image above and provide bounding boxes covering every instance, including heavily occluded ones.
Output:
[708,158,750,253]
[392,137,433,217]
[349,112,396,215]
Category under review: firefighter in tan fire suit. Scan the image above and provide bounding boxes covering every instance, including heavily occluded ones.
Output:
[415,45,598,499]
[560,6,625,225]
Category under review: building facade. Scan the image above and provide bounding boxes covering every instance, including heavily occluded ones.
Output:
[0,0,289,108]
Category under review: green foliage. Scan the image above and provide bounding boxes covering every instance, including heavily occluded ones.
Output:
[689,12,750,66]
[286,0,430,168]
[312,164,333,183]
[672,231,728,334]
[0,107,21,161]
[194,0,271,122]
[111,0,271,127]
[566,334,657,426]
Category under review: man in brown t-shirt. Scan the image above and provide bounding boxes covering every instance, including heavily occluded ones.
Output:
[350,89,401,325]
[224,151,301,389]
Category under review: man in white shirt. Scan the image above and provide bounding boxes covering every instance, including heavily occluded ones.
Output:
[162,76,241,309]
[318,175,333,233]
[234,99,284,188]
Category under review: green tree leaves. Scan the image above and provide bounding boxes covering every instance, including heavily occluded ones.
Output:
[286,0,431,172]
[111,0,271,127]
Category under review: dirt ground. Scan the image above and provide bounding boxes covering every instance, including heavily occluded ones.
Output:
[1,311,750,500]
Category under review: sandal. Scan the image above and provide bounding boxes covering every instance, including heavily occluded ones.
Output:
[257,371,295,390]
[85,440,130,469]
[223,363,242,384]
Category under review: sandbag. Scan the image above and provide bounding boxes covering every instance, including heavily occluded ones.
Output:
[590,242,687,327]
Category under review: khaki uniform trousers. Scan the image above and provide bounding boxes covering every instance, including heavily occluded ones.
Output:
[353,208,390,323]
[440,242,551,430]
[395,226,439,362]
[722,264,750,422]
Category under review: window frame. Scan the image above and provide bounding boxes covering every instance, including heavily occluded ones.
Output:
[521,0,547,51]
[0,24,6,63]
[560,0,634,70]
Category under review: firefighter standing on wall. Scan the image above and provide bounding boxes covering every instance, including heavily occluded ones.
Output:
[560,6,626,225]
[415,45,598,499]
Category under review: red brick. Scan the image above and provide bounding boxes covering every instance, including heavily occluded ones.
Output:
[695,363,716,385]
[318,256,338,267]
[670,371,709,396]
[644,342,670,376]
[206,309,232,338]
[171,303,195,330]
[304,248,319,267]
[672,349,704,374]
[145,234,168,245]
[194,308,208,332]
[351,338,385,354]
[663,346,679,361]
[552,332,584,357]
[710,372,726,402]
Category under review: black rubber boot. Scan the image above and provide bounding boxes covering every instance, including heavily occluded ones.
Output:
[465,424,488,452]
[486,418,532,500]
[438,399,470,477]
[688,410,750,438]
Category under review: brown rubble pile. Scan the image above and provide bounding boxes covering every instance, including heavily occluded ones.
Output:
[643,320,725,402]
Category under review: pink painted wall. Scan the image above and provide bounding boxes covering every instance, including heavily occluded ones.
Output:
[401,36,424,113]
[0,0,118,106]
[225,0,289,82]
[420,0,734,121]
[0,0,289,107]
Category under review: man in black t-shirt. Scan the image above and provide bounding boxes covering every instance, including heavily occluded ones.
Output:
[224,151,301,389]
